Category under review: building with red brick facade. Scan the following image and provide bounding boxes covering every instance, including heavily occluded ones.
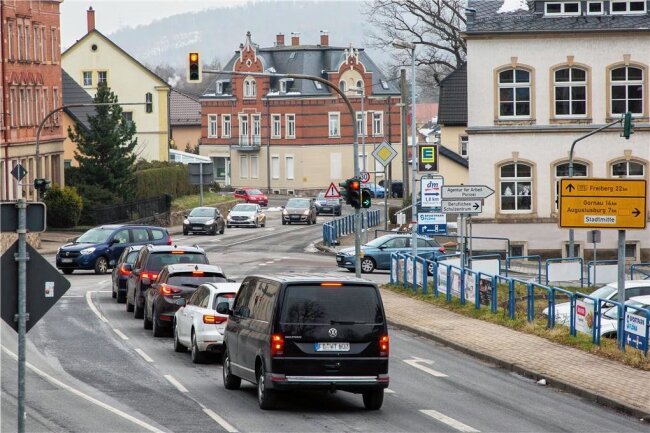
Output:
[1,0,64,201]
[200,32,403,194]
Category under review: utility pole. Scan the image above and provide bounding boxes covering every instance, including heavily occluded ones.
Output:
[400,69,409,201]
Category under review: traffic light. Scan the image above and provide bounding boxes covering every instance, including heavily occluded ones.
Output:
[622,111,634,139]
[361,189,371,208]
[187,52,202,83]
[33,178,50,196]
[339,179,351,205]
[338,178,361,208]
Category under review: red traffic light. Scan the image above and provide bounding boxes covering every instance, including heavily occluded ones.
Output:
[350,180,360,190]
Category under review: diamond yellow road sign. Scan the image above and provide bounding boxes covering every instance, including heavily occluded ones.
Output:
[559,178,647,229]
[372,141,398,167]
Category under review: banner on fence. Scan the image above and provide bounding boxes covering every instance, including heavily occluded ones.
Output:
[588,265,618,285]
[406,257,414,284]
[396,257,403,283]
[624,311,648,351]
[450,268,461,297]
[575,299,595,335]
[416,260,424,288]
[479,275,492,306]
[548,261,582,284]
[437,266,447,295]
[471,259,500,277]
[464,272,476,303]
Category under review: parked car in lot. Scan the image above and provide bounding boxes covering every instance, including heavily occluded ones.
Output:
[282,197,317,225]
[363,183,386,199]
[233,187,268,206]
[173,282,240,362]
[126,245,208,319]
[111,245,143,303]
[56,224,171,275]
[144,263,228,337]
[226,203,266,228]
[336,234,445,274]
[218,274,389,410]
[183,207,225,235]
[600,295,650,339]
[378,180,403,198]
[315,192,342,216]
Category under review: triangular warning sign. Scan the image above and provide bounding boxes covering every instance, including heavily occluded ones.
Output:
[324,182,341,198]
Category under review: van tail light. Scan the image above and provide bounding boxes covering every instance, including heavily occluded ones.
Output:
[118,265,131,276]
[379,335,389,357]
[271,333,285,357]
[167,235,173,246]
[203,314,227,324]
[160,284,182,296]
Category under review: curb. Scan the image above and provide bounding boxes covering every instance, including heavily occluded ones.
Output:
[386,318,650,422]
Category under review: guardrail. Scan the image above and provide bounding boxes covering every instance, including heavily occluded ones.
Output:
[322,209,381,247]
[631,262,650,280]
[505,255,542,283]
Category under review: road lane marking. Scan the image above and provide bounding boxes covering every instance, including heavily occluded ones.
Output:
[62,295,84,298]
[164,374,188,393]
[135,348,154,363]
[420,409,480,432]
[265,261,274,264]
[112,328,129,340]
[403,357,448,377]
[216,225,318,249]
[258,263,267,266]
[1,346,163,433]
[85,291,108,323]
[202,408,238,432]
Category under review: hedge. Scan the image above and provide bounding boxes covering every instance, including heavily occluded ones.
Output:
[133,164,195,199]
[43,185,83,228]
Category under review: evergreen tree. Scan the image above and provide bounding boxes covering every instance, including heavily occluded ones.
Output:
[68,84,138,200]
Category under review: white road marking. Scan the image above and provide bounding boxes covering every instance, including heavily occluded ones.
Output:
[85,291,108,323]
[219,226,314,248]
[1,346,163,433]
[135,348,154,363]
[62,295,84,298]
[403,357,448,377]
[420,409,480,432]
[265,261,275,264]
[202,408,238,432]
[112,328,129,340]
[164,374,188,393]
[385,388,395,394]
[258,263,267,266]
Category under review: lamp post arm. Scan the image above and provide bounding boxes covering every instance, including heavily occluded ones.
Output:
[568,118,622,177]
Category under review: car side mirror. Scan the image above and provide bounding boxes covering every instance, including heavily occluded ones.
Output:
[123,263,132,272]
[175,298,186,306]
[377,246,386,250]
[108,238,118,246]
[133,269,140,276]
[184,214,188,218]
[141,277,151,286]
[216,301,231,315]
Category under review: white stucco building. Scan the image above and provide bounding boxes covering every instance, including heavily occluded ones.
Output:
[465,0,649,260]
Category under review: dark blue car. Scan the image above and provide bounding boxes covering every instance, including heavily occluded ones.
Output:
[111,245,144,303]
[56,225,171,275]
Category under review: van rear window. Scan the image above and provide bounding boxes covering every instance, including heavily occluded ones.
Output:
[280,285,383,325]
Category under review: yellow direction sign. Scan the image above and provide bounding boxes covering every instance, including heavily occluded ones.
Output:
[559,178,647,229]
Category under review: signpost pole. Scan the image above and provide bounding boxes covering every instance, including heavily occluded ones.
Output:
[593,235,597,287]
[16,199,28,433]
[384,165,388,231]
[617,229,626,350]
[199,163,204,207]
[459,214,465,269]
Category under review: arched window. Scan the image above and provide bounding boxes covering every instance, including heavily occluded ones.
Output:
[339,80,347,92]
[554,162,588,210]
[498,68,531,118]
[610,66,643,115]
[243,77,256,98]
[554,67,587,117]
[499,162,532,212]
[356,80,363,92]
[611,160,645,178]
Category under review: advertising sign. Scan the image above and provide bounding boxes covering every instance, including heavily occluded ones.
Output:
[437,266,447,295]
[450,267,461,298]
[406,257,414,284]
[575,299,595,335]
[624,311,648,351]
[479,275,492,306]
[464,272,476,303]
[418,144,438,172]
[417,212,447,236]
[421,177,443,208]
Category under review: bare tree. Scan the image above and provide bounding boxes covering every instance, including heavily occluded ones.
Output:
[365,0,467,98]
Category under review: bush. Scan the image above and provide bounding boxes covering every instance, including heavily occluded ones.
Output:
[43,185,83,228]
[134,164,195,199]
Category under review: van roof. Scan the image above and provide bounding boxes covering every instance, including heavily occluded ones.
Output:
[248,273,376,285]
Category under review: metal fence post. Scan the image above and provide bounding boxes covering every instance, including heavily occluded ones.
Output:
[527,282,534,322]
[460,268,466,306]
[570,294,576,336]
[491,276,497,314]
[422,259,428,295]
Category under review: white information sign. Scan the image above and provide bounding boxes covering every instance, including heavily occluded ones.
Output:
[437,266,447,295]
[421,177,444,208]
[464,273,476,303]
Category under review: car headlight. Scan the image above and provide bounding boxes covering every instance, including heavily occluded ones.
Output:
[80,247,95,255]
[303,209,310,215]
[183,219,189,225]
[57,248,61,255]
[282,210,288,215]
[205,219,215,225]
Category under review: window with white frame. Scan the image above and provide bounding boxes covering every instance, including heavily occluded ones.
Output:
[339,80,347,92]
[19,89,26,126]
[286,156,294,180]
[222,114,231,138]
[587,1,604,14]
[34,89,40,124]
[356,112,366,136]
[239,114,249,145]
[459,135,469,157]
[10,89,16,127]
[280,78,293,93]
[328,112,340,137]
[52,88,59,124]
[40,27,46,62]
[554,67,587,117]
[499,163,532,212]
[271,114,281,138]
[610,66,644,115]
[50,27,56,62]
[545,1,580,15]
[251,156,259,179]
[271,156,280,179]
[611,160,645,178]
[208,114,218,138]
[17,23,23,60]
[7,21,14,60]
[240,155,249,179]
[610,0,646,13]
[33,26,39,61]
[285,114,295,138]
[554,162,587,210]
[82,71,92,87]
[498,69,531,118]
[216,80,225,94]
[97,71,107,86]
[42,88,47,123]
[244,77,256,98]
[26,88,32,125]
[25,23,30,61]
[372,112,383,136]
[252,114,261,144]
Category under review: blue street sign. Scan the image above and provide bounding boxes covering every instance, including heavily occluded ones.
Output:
[417,212,447,236]
[625,332,647,351]
[624,311,648,352]
[418,223,447,236]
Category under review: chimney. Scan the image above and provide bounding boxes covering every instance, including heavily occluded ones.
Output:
[291,32,300,46]
[276,33,285,47]
[87,6,96,33]
[320,30,329,47]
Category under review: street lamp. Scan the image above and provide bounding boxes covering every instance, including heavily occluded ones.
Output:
[392,39,418,258]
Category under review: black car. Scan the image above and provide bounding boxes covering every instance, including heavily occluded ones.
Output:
[217,274,389,410]
[126,245,209,319]
[314,192,342,216]
[144,263,228,337]
[111,245,143,303]
[281,197,317,225]
[183,207,226,235]
[378,180,403,198]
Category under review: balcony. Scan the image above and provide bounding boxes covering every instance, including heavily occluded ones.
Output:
[231,134,261,151]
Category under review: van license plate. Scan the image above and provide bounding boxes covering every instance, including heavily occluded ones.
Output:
[315,342,350,352]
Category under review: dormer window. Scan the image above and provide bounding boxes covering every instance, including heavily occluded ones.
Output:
[280,78,293,93]
[545,2,580,15]
[243,77,256,98]
[610,0,646,14]
[380,79,389,90]
[339,80,347,92]
[587,1,603,14]
[216,81,224,94]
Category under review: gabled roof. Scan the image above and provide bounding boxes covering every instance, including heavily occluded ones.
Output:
[439,145,469,168]
[62,30,170,88]
[61,70,94,130]
[466,0,650,34]
[437,63,467,126]
[170,89,201,126]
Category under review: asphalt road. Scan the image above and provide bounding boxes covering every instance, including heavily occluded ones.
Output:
[2,205,646,432]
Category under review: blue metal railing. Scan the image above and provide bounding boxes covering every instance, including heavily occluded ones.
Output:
[322,209,381,247]
[545,257,584,287]
[505,255,542,283]
[631,263,650,280]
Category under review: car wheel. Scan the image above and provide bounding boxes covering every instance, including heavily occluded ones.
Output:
[126,294,134,312]
[226,225,231,229]
[134,299,144,319]
[173,322,186,353]
[219,225,225,235]
[222,349,241,390]
[190,330,205,364]
[116,291,126,303]
[361,257,376,273]
[257,363,277,410]
[282,221,286,225]
[210,225,217,235]
[62,269,74,275]
[143,305,153,329]
[183,229,188,236]
[152,309,165,337]
[111,289,117,299]
[94,257,108,275]
[362,389,384,410]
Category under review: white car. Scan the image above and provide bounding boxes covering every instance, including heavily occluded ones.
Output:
[543,280,650,333]
[600,295,650,339]
[226,203,266,228]
[173,282,240,363]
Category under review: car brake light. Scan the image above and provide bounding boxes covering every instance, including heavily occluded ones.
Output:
[321,282,342,287]
[167,236,173,246]
[119,265,131,276]
[192,271,204,276]
[171,250,184,254]
[271,333,284,357]
[379,335,389,357]
[160,284,181,296]
[203,314,227,324]
[141,272,158,281]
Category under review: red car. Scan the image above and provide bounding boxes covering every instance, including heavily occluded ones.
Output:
[233,187,268,206]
